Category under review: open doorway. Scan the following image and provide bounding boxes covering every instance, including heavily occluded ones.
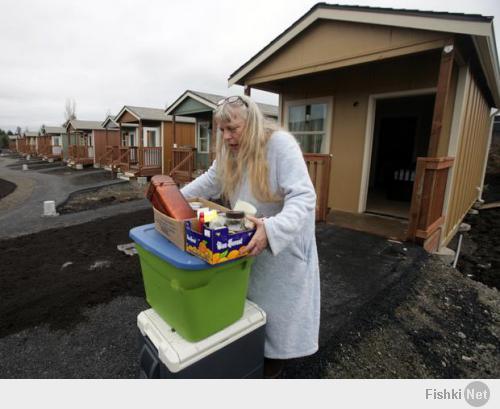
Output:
[366,93,435,219]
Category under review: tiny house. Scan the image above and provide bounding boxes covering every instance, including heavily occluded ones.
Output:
[95,115,120,169]
[64,120,104,168]
[165,90,277,183]
[228,3,500,251]
[39,126,65,161]
[112,105,195,179]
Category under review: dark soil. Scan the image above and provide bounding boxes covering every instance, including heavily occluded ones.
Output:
[0,209,152,338]
[0,178,16,200]
[57,182,147,214]
[455,138,500,291]
[285,256,500,379]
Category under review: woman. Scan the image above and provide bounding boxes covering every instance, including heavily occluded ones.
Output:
[181,95,320,377]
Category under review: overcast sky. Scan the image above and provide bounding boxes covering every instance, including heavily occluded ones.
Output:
[1,0,499,132]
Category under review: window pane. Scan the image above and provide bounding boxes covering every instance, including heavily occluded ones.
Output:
[309,104,326,132]
[293,133,324,154]
[288,103,327,133]
[200,138,208,153]
[288,105,306,132]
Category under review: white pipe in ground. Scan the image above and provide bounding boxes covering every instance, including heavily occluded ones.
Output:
[22,164,28,171]
[43,200,58,217]
[452,234,463,269]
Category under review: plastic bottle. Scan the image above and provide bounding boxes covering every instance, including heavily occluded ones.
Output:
[199,211,205,232]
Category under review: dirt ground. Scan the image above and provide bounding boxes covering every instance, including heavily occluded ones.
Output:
[57,181,147,214]
[0,178,16,199]
[0,207,499,378]
[455,139,500,291]
[1,140,500,378]
[0,209,152,338]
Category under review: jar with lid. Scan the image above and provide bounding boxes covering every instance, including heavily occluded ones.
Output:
[225,210,245,232]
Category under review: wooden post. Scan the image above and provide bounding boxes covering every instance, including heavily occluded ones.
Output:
[172,115,177,146]
[428,40,455,157]
[211,115,217,163]
[138,121,143,170]
[244,86,251,96]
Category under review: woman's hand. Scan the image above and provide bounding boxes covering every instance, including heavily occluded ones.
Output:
[245,215,268,257]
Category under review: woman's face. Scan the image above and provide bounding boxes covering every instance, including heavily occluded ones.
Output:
[218,111,246,152]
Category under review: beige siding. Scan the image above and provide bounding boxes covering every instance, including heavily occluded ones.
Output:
[442,69,492,244]
[246,19,449,86]
[281,51,440,212]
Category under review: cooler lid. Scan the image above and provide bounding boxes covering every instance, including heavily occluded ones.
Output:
[129,224,208,270]
[137,300,267,373]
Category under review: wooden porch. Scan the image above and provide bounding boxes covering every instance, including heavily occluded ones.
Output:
[67,145,94,166]
[112,146,162,177]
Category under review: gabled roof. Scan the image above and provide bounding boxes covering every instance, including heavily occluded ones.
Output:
[67,120,104,131]
[165,89,279,118]
[24,131,39,137]
[228,2,500,107]
[115,105,169,122]
[102,115,119,128]
[43,126,65,134]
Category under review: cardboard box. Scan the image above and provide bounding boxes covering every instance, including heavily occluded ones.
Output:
[185,220,255,265]
[153,198,229,251]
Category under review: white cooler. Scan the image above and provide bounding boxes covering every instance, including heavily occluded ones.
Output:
[137,300,266,378]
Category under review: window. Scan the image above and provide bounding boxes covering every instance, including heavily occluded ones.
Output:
[197,122,210,154]
[285,99,331,153]
[143,127,160,147]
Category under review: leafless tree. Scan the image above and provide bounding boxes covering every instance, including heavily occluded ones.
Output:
[64,98,77,122]
[16,126,22,135]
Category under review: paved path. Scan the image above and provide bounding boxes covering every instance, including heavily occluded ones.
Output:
[0,156,150,240]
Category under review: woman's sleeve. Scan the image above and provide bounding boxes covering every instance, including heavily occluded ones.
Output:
[263,134,317,256]
[180,160,222,199]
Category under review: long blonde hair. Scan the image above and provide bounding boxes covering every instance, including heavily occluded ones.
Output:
[214,95,281,203]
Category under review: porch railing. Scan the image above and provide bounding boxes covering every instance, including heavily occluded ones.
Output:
[69,145,89,160]
[141,147,162,168]
[170,147,196,183]
[407,157,454,251]
[100,146,119,166]
[304,153,332,222]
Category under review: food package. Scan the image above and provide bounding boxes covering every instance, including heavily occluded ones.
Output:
[146,175,196,220]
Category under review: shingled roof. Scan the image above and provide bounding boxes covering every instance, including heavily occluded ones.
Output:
[165,89,278,118]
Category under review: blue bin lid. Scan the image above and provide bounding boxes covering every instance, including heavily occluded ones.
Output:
[129,224,210,270]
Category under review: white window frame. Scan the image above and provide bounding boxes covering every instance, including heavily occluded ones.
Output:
[143,127,160,147]
[196,121,210,154]
[283,96,333,154]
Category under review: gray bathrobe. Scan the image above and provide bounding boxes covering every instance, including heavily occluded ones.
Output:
[181,130,320,359]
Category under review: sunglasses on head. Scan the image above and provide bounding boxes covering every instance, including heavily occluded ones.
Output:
[216,96,248,107]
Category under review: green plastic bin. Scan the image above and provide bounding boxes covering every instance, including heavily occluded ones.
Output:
[130,224,253,342]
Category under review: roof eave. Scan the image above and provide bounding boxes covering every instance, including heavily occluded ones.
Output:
[228,6,498,97]
[165,91,218,115]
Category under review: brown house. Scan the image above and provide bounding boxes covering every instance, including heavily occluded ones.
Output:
[39,126,65,161]
[165,90,278,183]
[24,131,39,157]
[64,120,104,168]
[112,105,195,179]
[95,115,120,170]
[228,3,500,252]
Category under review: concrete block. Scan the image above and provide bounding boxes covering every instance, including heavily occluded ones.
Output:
[76,164,83,170]
[458,223,471,232]
[433,246,455,265]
